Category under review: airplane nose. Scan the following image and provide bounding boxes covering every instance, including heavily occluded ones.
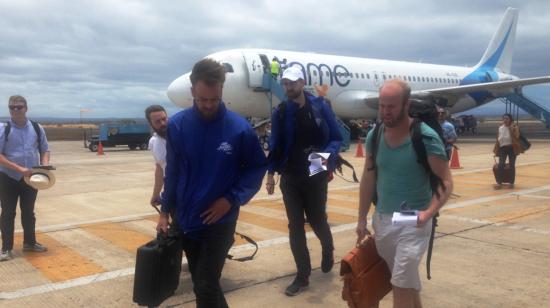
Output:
[167,73,193,108]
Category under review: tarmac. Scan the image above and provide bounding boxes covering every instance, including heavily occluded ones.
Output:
[1,136,550,307]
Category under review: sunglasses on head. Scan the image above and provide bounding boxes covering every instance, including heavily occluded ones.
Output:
[9,105,25,110]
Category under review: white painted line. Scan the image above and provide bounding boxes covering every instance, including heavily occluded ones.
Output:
[444,185,550,210]
[451,159,550,176]
[0,222,357,300]
[443,214,550,235]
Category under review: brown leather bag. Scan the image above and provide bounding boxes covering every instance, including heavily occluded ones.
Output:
[340,237,392,308]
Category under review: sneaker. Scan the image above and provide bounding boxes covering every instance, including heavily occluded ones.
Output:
[23,242,48,253]
[285,276,309,296]
[321,251,334,273]
[0,250,13,261]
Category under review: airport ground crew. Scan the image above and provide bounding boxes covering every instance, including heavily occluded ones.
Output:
[271,57,280,79]
[266,66,342,296]
[158,58,267,308]
[356,80,453,308]
[0,95,50,261]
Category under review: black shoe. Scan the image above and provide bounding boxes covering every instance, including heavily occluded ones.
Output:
[321,251,334,273]
[285,276,309,296]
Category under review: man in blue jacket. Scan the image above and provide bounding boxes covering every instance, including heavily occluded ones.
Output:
[266,66,343,296]
[158,58,267,308]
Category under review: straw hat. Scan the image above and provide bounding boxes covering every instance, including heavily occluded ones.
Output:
[24,167,56,190]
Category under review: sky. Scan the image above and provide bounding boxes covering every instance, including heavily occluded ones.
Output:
[0,0,549,119]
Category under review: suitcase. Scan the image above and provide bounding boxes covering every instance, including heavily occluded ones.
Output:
[133,231,183,307]
[493,163,513,184]
[340,237,392,308]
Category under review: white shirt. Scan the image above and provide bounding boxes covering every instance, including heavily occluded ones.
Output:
[148,133,166,174]
[498,125,512,146]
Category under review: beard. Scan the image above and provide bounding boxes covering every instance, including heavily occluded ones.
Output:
[286,89,301,101]
[154,126,167,138]
[383,106,407,128]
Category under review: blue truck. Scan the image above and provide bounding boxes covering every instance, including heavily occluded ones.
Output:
[88,123,151,152]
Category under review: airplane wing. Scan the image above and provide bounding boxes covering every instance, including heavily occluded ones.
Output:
[413,76,550,102]
[366,76,550,108]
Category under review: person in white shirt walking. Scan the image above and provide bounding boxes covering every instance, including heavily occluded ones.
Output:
[145,105,168,207]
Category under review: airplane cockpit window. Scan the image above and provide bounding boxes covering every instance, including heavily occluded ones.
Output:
[222,63,234,73]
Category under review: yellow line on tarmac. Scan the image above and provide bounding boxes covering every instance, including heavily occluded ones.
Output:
[19,233,105,282]
[82,222,154,253]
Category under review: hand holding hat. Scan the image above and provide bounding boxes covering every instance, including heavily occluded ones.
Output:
[24,166,56,190]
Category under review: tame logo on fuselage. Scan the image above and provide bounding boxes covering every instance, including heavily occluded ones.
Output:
[287,61,351,87]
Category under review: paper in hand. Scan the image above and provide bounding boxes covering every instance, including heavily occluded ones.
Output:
[308,152,330,176]
[392,211,418,226]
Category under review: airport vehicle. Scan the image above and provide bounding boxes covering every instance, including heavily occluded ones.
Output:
[88,123,151,152]
[166,8,550,124]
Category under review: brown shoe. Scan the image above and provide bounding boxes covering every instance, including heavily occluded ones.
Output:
[494,184,502,190]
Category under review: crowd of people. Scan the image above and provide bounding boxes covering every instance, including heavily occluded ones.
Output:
[0,58,530,308]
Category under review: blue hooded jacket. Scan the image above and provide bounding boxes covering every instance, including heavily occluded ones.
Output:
[162,102,267,234]
[268,92,343,174]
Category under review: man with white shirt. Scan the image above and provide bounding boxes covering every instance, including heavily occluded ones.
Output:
[145,105,168,207]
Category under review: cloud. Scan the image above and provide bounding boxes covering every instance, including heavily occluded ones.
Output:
[0,0,549,118]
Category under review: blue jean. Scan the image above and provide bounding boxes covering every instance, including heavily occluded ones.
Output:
[182,222,236,308]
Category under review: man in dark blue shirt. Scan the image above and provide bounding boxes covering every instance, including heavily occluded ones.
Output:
[266,66,343,296]
[158,58,267,308]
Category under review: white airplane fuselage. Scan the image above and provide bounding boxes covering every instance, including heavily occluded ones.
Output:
[167,8,549,120]
[168,48,515,119]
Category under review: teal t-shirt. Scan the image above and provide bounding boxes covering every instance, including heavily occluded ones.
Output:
[366,122,447,214]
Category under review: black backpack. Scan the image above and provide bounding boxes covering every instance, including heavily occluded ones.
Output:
[3,120,43,153]
[369,101,446,279]
[269,99,358,182]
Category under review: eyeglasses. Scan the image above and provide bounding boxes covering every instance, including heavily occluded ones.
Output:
[9,105,26,111]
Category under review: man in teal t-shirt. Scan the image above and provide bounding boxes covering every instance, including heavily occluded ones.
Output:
[356,79,453,308]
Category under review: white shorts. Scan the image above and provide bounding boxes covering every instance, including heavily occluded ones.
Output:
[372,211,432,291]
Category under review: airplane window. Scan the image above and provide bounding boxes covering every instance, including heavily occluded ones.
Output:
[356,73,359,79]
[413,76,416,82]
[374,74,378,79]
[222,63,234,73]
[361,73,365,79]
[382,74,386,80]
[367,73,370,79]
[350,73,353,78]
[430,77,434,83]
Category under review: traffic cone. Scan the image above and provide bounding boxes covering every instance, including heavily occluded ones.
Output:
[97,142,104,156]
[355,139,364,158]
[449,146,462,169]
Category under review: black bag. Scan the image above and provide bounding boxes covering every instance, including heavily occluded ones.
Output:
[519,132,531,151]
[133,230,183,307]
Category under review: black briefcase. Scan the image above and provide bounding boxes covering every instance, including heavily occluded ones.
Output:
[133,231,183,307]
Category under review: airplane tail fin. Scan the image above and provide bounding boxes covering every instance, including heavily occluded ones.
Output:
[474,7,518,74]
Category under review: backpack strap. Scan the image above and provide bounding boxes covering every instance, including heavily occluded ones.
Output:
[31,121,42,153]
[226,232,258,262]
[3,121,11,142]
[426,212,438,280]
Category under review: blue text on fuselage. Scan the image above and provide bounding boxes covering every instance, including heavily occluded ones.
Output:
[287,61,351,87]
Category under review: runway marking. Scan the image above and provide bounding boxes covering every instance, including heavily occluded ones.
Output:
[82,222,154,253]
[21,233,106,282]
[0,223,358,300]
[443,215,550,235]
[443,185,550,210]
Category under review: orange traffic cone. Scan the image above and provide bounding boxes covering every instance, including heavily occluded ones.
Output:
[449,146,462,169]
[355,139,364,158]
[97,142,104,156]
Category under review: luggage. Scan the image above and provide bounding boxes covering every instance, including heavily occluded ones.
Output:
[340,237,392,308]
[133,231,183,307]
[493,162,513,184]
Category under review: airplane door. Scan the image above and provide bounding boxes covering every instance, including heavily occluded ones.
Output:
[242,52,265,88]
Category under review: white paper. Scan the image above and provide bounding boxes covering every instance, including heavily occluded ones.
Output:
[308,152,331,176]
[392,212,418,226]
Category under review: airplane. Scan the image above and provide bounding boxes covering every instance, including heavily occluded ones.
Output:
[166,7,550,121]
